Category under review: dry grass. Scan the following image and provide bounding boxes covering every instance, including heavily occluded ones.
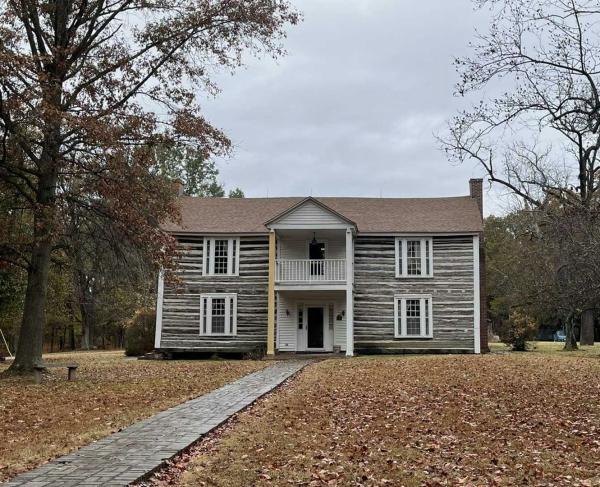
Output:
[178,353,600,487]
[0,350,268,482]
[490,340,600,357]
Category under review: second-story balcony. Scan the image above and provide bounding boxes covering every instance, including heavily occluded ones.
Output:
[276,259,346,283]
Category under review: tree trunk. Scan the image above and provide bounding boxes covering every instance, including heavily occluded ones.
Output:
[69,322,76,350]
[564,314,578,351]
[8,236,53,372]
[7,76,62,373]
[81,310,92,350]
[77,273,95,350]
[580,309,595,346]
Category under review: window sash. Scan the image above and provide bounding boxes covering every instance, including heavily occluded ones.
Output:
[394,295,433,338]
[199,294,237,336]
[213,239,228,274]
[203,238,240,276]
[395,238,433,277]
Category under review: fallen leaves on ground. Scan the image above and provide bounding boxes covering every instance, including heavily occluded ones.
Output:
[0,350,267,482]
[166,354,600,487]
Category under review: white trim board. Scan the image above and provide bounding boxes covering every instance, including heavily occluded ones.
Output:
[473,235,481,354]
[268,223,356,230]
[154,271,164,349]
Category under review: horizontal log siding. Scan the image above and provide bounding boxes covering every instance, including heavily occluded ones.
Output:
[159,236,269,352]
[353,236,475,353]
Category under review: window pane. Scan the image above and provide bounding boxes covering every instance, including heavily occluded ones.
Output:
[425,299,430,335]
[398,240,403,275]
[232,239,237,274]
[406,299,421,335]
[230,297,235,333]
[201,298,208,334]
[407,241,422,275]
[211,298,226,333]
[214,239,229,274]
[425,240,431,275]
[205,240,210,274]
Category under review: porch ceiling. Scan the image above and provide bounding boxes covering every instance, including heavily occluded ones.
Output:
[277,289,346,298]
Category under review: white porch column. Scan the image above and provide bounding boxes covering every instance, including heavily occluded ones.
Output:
[154,270,164,349]
[267,230,276,355]
[345,228,354,356]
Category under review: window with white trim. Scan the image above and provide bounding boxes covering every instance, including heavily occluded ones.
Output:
[395,238,433,277]
[394,294,433,338]
[200,293,237,336]
[203,237,240,275]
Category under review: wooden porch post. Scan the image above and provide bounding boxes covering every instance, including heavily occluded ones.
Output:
[267,230,276,355]
[345,228,354,356]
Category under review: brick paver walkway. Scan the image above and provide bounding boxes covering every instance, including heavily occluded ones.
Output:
[5,360,311,487]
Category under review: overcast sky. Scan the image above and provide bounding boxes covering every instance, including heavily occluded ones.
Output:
[200,0,505,215]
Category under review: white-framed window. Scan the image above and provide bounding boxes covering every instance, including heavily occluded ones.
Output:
[395,237,433,277]
[394,294,433,338]
[200,293,237,336]
[202,237,240,276]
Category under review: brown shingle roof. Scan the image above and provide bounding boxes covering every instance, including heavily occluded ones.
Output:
[162,195,483,234]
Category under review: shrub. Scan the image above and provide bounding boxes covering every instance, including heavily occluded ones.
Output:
[500,310,538,351]
[125,309,156,356]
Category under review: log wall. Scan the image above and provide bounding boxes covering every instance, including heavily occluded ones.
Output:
[353,235,476,353]
[158,235,269,353]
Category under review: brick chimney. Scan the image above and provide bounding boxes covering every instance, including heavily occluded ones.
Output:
[469,177,488,353]
[469,178,483,217]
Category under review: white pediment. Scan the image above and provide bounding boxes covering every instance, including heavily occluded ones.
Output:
[266,198,355,229]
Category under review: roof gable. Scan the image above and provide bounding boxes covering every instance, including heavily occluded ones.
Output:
[265,197,356,229]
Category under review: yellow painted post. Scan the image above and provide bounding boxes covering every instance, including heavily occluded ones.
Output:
[267,230,276,355]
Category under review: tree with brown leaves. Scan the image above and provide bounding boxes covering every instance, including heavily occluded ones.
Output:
[0,0,299,373]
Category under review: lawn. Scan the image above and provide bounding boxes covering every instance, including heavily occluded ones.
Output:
[172,351,600,487]
[0,350,268,482]
[490,340,600,357]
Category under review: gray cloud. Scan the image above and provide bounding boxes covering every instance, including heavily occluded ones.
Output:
[200,0,502,214]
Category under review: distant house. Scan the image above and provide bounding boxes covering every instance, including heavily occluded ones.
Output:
[155,179,487,356]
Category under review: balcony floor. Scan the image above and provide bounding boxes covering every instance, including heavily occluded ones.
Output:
[275,281,347,291]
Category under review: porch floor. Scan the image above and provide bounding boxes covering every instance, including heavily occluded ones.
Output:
[266,351,347,361]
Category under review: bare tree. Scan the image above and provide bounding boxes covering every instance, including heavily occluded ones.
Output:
[0,0,299,373]
[441,0,600,348]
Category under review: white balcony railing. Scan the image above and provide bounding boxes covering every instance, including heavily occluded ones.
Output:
[276,259,346,282]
